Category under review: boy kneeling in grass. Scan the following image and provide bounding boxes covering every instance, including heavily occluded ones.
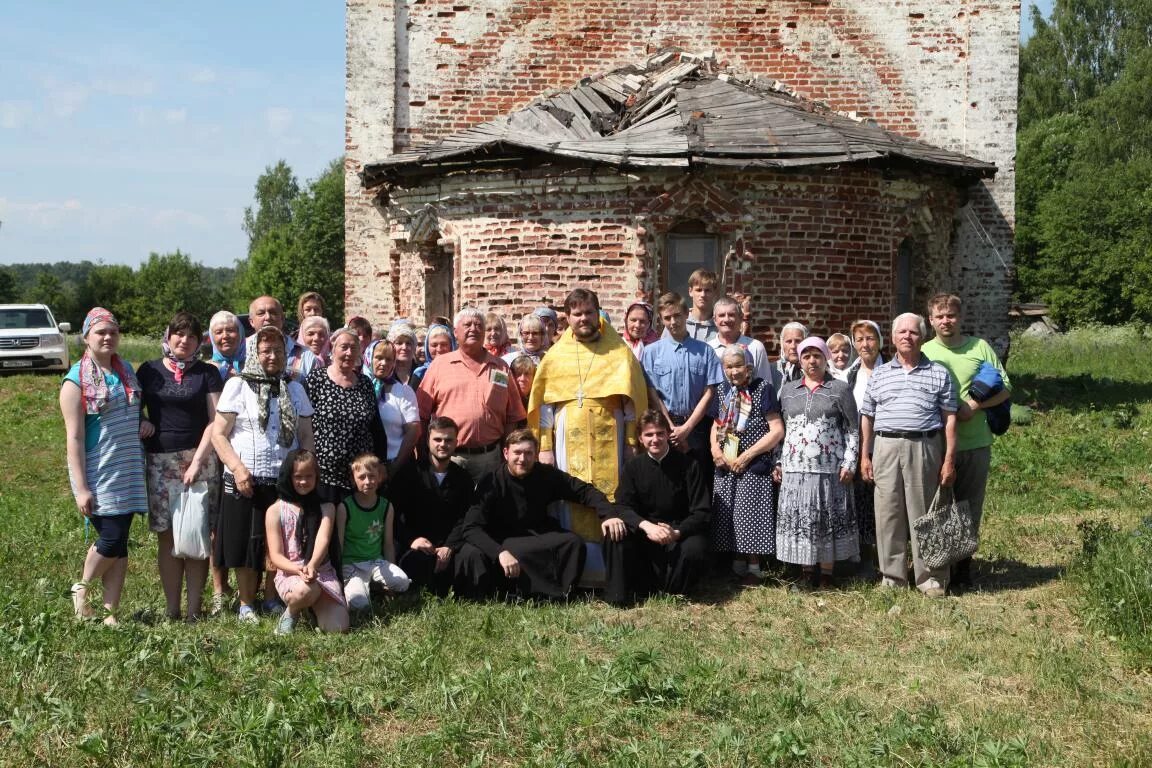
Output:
[336,453,411,611]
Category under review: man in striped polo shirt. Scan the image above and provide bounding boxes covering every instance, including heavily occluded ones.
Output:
[859,312,957,597]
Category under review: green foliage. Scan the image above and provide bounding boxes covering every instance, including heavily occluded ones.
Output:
[25,272,71,317]
[1072,519,1152,663]
[234,158,345,320]
[113,250,228,335]
[1017,33,1152,324]
[242,159,300,254]
[1019,0,1152,130]
[73,264,138,326]
[0,267,17,302]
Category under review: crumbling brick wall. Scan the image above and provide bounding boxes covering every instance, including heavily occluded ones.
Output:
[347,0,1019,349]
[385,165,963,352]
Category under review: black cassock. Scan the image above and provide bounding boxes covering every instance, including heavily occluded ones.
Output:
[605,449,712,604]
[458,463,615,599]
[389,458,475,595]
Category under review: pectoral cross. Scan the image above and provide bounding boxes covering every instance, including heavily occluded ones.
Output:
[576,387,584,408]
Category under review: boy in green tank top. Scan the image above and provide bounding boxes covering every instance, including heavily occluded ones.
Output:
[336,453,411,610]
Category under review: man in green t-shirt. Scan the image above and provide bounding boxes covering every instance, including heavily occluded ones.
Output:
[923,293,1012,589]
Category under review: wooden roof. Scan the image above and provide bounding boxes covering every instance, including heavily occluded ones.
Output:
[362,51,997,187]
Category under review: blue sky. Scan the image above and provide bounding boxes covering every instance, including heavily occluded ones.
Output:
[1021,0,1055,40]
[0,3,343,269]
[1,3,1052,271]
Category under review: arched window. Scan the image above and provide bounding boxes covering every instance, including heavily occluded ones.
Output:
[664,220,719,297]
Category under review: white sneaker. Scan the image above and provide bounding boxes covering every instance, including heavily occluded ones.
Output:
[919,578,947,598]
[880,577,902,589]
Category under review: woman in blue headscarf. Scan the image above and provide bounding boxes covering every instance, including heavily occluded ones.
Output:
[412,322,456,381]
[208,310,246,381]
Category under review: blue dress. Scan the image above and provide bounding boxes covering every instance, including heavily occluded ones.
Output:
[64,363,148,517]
[711,378,779,555]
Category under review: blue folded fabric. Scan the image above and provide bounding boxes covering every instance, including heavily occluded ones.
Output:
[968,361,1011,435]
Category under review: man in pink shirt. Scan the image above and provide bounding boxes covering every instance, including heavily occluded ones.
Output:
[418,307,526,485]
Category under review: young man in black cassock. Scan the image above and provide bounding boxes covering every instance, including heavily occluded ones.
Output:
[389,416,475,596]
[456,429,628,600]
[603,410,712,605]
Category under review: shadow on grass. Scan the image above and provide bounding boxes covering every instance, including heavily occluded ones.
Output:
[969,557,1064,593]
[1012,372,1152,413]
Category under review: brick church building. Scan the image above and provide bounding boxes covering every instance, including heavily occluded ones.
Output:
[345,1,1019,350]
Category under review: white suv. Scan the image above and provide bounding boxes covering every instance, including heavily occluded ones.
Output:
[0,304,71,374]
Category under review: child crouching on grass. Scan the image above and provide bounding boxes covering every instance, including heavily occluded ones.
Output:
[336,453,411,611]
[265,449,349,635]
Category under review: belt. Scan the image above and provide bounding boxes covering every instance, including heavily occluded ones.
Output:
[876,429,939,439]
[455,440,500,456]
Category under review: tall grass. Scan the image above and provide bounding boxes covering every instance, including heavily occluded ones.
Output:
[1071,519,1152,662]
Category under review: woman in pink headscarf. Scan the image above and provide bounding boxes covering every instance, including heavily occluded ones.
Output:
[620,302,660,360]
[61,307,149,625]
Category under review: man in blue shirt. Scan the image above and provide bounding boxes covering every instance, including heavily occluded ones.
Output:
[641,292,724,481]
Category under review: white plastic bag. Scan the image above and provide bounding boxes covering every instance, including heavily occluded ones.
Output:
[171,480,211,560]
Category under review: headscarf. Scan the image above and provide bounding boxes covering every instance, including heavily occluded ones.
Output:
[241,326,297,448]
[77,307,139,414]
[297,315,331,366]
[796,336,832,363]
[162,325,200,385]
[717,346,755,437]
[620,302,660,359]
[208,311,246,380]
[276,449,325,564]
[414,323,456,379]
[362,338,397,398]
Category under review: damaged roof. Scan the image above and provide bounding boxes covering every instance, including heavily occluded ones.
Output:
[361,50,997,187]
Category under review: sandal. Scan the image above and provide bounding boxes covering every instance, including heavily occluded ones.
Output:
[71,582,94,620]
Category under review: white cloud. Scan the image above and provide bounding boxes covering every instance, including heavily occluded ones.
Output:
[40,77,89,117]
[265,107,293,136]
[151,208,210,229]
[163,107,187,124]
[189,67,217,84]
[91,76,156,98]
[0,196,209,234]
[0,101,33,129]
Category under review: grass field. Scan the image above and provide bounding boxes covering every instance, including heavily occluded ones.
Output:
[2,328,1151,766]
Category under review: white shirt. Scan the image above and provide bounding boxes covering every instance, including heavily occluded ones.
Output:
[217,377,314,479]
[376,381,419,460]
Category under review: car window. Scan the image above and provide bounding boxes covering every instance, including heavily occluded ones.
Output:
[0,309,52,329]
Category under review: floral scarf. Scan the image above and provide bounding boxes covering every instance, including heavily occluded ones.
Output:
[241,327,297,448]
[78,307,139,414]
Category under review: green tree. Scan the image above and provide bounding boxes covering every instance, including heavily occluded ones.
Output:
[1019,0,1152,129]
[242,160,299,254]
[1016,46,1152,324]
[75,264,139,324]
[235,159,345,320]
[122,250,224,334]
[25,272,72,318]
[0,268,17,303]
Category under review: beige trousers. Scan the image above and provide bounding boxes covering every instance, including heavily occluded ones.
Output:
[872,434,950,590]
